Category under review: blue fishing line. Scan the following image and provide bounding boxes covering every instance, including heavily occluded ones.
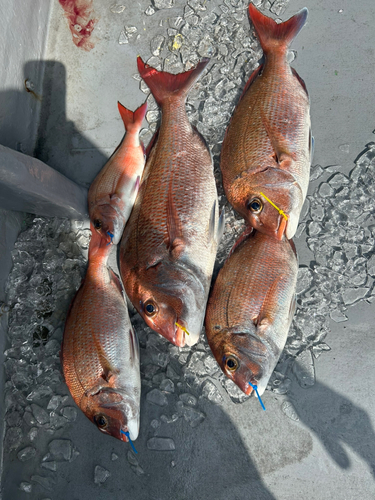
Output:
[248,382,266,411]
[120,430,138,454]
[106,231,114,245]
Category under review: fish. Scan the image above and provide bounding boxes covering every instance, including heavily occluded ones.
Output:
[61,223,141,442]
[220,3,311,240]
[88,101,147,245]
[119,57,223,348]
[205,229,298,396]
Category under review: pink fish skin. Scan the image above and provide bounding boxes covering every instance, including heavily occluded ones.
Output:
[88,101,147,245]
[220,4,311,241]
[119,57,222,348]
[205,229,298,397]
[62,224,141,442]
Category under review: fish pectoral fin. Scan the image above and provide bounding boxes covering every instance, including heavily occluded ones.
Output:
[166,181,185,259]
[217,210,225,243]
[257,275,286,325]
[85,382,107,397]
[129,327,140,366]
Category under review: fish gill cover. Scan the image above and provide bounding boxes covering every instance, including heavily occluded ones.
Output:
[2,0,375,491]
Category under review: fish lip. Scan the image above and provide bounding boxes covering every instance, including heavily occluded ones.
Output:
[174,326,186,347]
[276,215,288,240]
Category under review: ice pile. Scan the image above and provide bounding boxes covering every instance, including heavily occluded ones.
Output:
[3,216,87,484]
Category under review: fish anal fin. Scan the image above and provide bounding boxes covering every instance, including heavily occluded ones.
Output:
[291,67,309,96]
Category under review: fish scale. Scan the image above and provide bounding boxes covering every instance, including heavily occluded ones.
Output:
[62,226,141,441]
[120,57,220,347]
[205,230,298,396]
[220,4,311,240]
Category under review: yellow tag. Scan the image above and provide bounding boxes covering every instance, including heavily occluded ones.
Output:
[175,322,190,335]
[260,192,289,220]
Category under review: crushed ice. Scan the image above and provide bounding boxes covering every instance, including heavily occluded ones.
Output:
[2,0,375,490]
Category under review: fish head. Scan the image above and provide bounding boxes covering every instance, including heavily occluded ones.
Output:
[241,168,303,240]
[82,388,140,442]
[90,204,124,245]
[132,263,206,347]
[209,326,277,396]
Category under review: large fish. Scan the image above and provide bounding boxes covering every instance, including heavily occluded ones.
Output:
[62,224,141,442]
[88,101,147,245]
[119,57,223,348]
[205,229,298,396]
[220,4,311,240]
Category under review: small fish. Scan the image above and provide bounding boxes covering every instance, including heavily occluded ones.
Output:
[220,4,311,240]
[61,224,141,442]
[88,101,147,245]
[205,229,298,396]
[119,57,223,347]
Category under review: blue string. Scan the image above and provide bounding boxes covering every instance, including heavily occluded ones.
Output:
[248,382,266,411]
[106,231,114,245]
[120,429,138,454]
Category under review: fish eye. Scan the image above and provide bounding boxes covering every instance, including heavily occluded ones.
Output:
[225,355,239,372]
[247,198,263,214]
[94,414,108,429]
[94,219,103,230]
[144,299,158,317]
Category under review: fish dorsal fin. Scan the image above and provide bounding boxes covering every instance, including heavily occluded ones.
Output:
[166,182,185,259]
[239,63,263,102]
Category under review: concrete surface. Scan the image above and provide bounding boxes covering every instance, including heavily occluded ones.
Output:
[1,0,375,499]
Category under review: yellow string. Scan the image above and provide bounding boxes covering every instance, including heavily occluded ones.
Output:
[175,322,190,335]
[260,192,289,220]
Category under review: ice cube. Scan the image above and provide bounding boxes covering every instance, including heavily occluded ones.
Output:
[146,389,168,406]
[145,5,155,15]
[31,475,55,491]
[48,439,74,461]
[330,309,348,323]
[310,164,324,181]
[342,287,369,305]
[160,378,175,393]
[31,403,49,425]
[41,461,57,472]
[94,465,111,485]
[179,393,197,407]
[281,401,299,421]
[111,453,119,461]
[61,406,77,421]
[110,4,126,13]
[293,350,315,388]
[19,482,33,493]
[147,437,176,451]
[17,446,37,462]
[201,380,223,404]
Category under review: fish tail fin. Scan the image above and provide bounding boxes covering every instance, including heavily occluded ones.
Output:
[137,56,209,106]
[248,3,308,55]
[118,101,147,133]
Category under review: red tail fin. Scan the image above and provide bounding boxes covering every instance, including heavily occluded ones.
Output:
[248,3,308,55]
[137,56,209,106]
[118,101,147,133]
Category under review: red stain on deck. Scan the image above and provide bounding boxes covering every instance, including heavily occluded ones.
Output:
[58,0,97,51]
